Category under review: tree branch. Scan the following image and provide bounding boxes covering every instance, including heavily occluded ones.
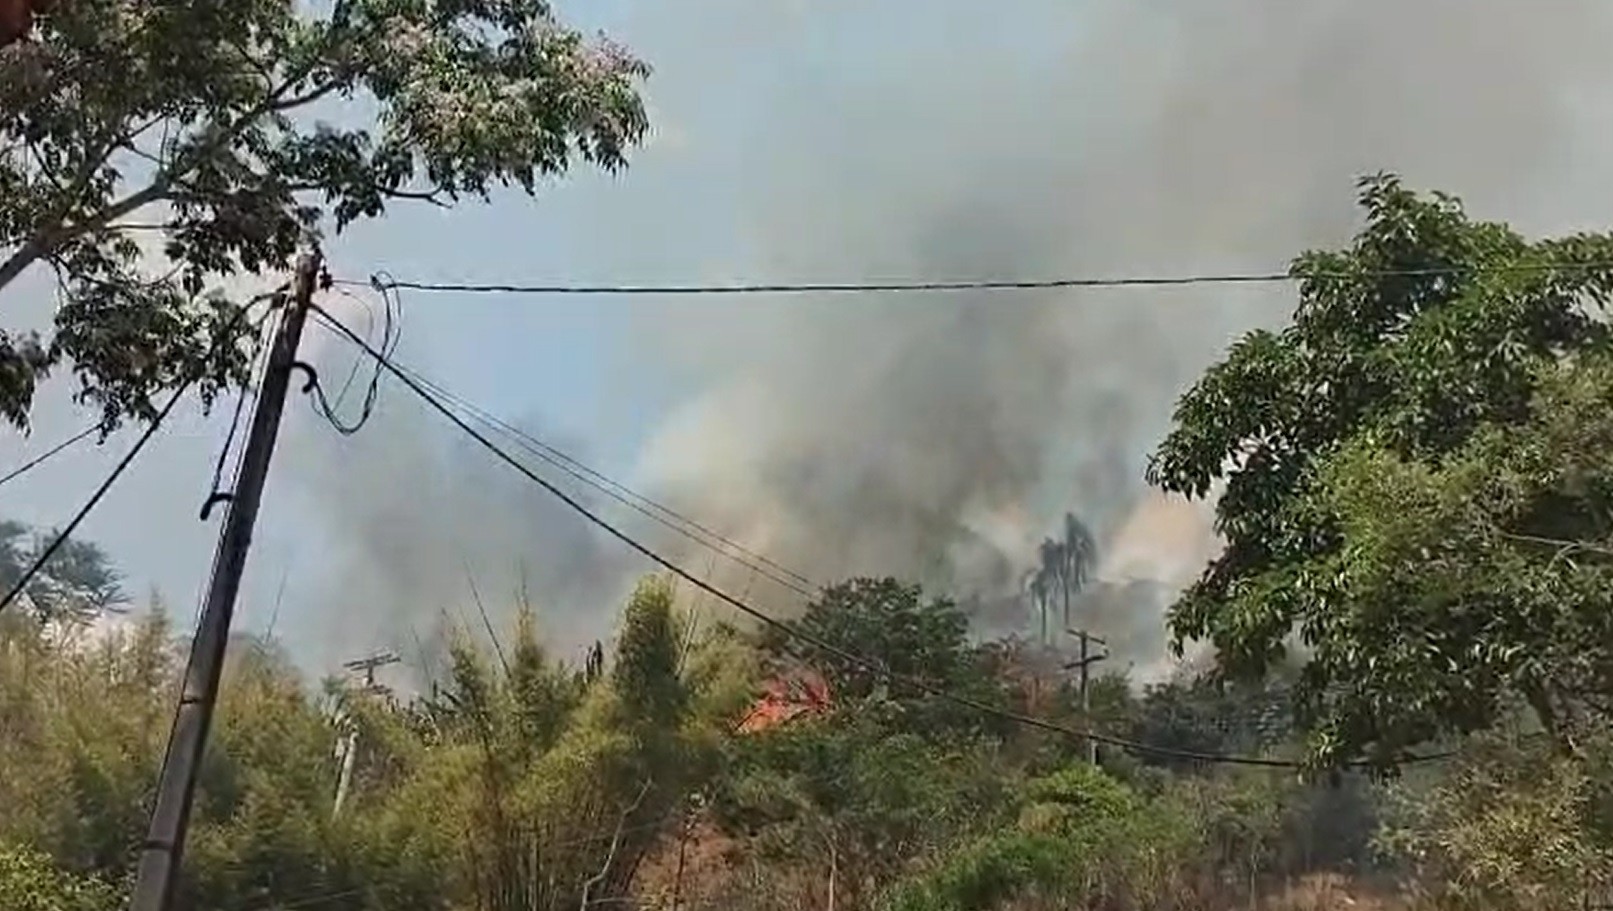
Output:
[283,179,448,207]
[0,58,322,299]
[271,78,343,113]
[1497,531,1613,573]
[579,779,652,910]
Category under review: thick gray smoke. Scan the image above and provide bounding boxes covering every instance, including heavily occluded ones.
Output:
[284,0,1613,679]
[275,366,641,677]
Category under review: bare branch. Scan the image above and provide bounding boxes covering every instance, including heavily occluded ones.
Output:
[579,779,653,910]
[1498,531,1613,565]
[284,179,450,207]
[270,79,343,113]
[463,560,509,675]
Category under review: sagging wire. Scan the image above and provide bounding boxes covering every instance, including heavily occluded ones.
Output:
[304,270,400,435]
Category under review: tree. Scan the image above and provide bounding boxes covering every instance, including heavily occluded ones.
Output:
[0,843,115,911]
[1125,674,1293,773]
[1022,514,1097,644]
[1056,512,1096,630]
[1035,538,1060,643]
[1377,730,1613,910]
[881,764,1202,911]
[0,518,126,623]
[1314,353,1613,756]
[1146,173,1613,765]
[1020,562,1050,645]
[0,0,649,431]
[376,578,713,911]
[613,576,687,731]
[713,716,1013,911]
[759,577,1011,738]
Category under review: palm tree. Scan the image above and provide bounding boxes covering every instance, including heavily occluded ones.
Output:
[1057,513,1097,630]
[1019,513,1099,646]
[1036,537,1064,645]
[1021,564,1050,646]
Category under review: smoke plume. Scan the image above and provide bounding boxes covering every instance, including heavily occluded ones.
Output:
[284,0,1613,678]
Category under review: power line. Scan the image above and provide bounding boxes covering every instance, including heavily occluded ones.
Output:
[0,424,99,489]
[199,309,277,520]
[0,385,190,615]
[306,277,399,435]
[309,284,815,594]
[341,260,1613,298]
[344,341,818,597]
[311,303,1445,771]
[0,288,284,619]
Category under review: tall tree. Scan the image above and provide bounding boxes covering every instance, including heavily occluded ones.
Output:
[760,577,1011,738]
[0,0,649,431]
[1034,538,1061,643]
[1147,173,1613,766]
[1023,513,1096,643]
[1056,512,1096,630]
[0,517,125,623]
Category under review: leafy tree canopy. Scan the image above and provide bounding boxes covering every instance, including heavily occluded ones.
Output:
[0,0,649,431]
[1125,674,1294,772]
[1147,173,1613,766]
[0,517,125,623]
[759,577,1012,738]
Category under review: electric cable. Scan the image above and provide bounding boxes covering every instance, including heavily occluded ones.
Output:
[306,275,399,435]
[341,260,1613,298]
[321,284,385,413]
[0,383,192,615]
[0,424,99,489]
[199,307,278,519]
[311,303,1449,771]
[380,355,817,597]
[306,284,816,595]
[0,288,284,618]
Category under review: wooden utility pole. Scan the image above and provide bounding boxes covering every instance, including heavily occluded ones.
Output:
[130,251,322,911]
[343,650,401,691]
[333,651,399,817]
[1065,627,1107,765]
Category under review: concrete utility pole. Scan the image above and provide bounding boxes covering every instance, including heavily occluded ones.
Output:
[1065,627,1108,765]
[333,651,399,817]
[130,251,323,911]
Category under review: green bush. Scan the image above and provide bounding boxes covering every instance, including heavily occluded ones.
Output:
[880,764,1202,911]
[0,843,115,911]
[1378,731,1613,910]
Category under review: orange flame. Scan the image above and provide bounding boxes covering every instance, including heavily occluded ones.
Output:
[734,668,832,734]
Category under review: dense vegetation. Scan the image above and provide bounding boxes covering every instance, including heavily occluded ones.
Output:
[2,563,1607,911]
[1148,174,1613,768]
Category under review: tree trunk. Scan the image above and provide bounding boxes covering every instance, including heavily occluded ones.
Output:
[1523,679,1582,758]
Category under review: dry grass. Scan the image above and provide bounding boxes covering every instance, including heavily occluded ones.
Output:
[632,812,1414,911]
[1260,873,1407,911]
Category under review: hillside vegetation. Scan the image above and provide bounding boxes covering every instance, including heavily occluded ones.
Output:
[0,572,1608,911]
